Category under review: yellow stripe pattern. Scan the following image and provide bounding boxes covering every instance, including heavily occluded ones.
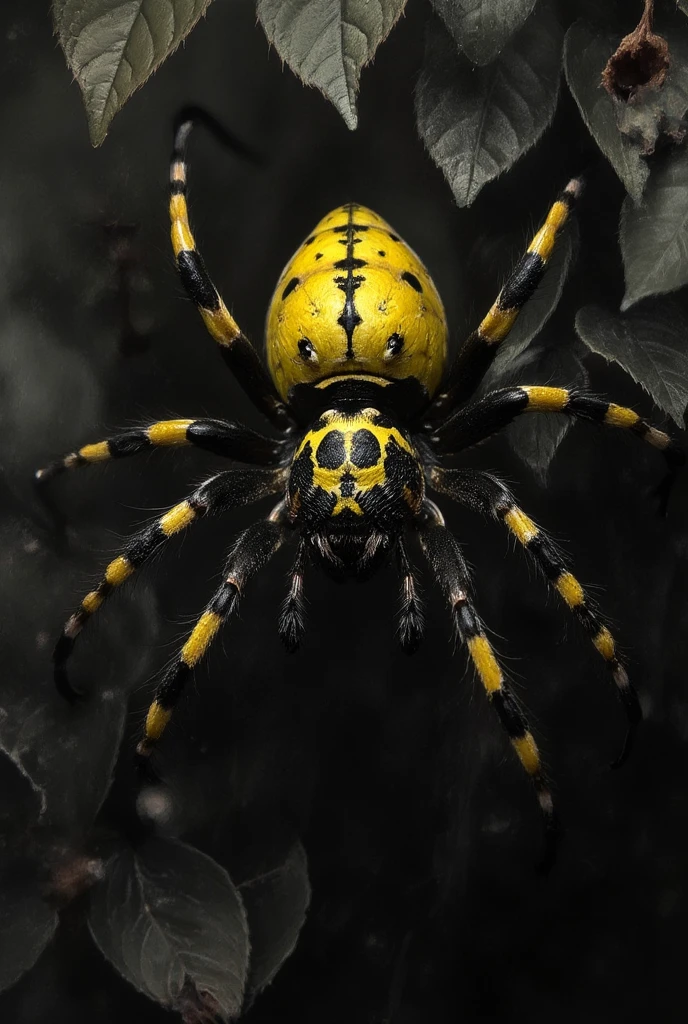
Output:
[181,611,223,667]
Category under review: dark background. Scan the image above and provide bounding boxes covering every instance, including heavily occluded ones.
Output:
[1,0,687,1021]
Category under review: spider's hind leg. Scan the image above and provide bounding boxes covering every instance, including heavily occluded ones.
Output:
[54,468,285,701]
[418,503,557,866]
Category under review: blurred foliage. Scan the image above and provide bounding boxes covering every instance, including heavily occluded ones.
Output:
[3,0,688,1020]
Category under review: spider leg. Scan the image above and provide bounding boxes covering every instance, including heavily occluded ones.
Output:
[430,468,641,766]
[170,117,294,431]
[397,535,424,653]
[137,513,287,760]
[53,468,286,701]
[418,502,556,864]
[428,386,684,509]
[35,417,287,483]
[424,180,581,425]
[278,537,308,652]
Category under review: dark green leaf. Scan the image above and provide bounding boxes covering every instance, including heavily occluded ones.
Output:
[0,861,58,994]
[481,223,576,392]
[429,0,537,66]
[89,839,249,1021]
[620,147,688,309]
[257,0,407,130]
[240,842,311,997]
[564,21,649,204]
[415,8,562,208]
[53,0,214,146]
[503,343,588,481]
[575,302,688,425]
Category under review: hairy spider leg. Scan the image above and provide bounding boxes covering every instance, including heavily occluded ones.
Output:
[278,538,308,652]
[53,469,285,701]
[138,516,287,759]
[433,384,683,472]
[35,417,285,483]
[418,503,556,864]
[431,468,641,766]
[397,535,424,653]
[425,179,582,424]
[169,116,293,430]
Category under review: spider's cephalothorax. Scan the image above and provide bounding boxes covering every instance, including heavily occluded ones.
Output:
[38,113,684,863]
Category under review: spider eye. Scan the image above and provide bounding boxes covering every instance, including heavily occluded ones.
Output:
[384,333,404,358]
[298,338,318,363]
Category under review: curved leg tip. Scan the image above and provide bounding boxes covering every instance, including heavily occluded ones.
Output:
[135,744,160,785]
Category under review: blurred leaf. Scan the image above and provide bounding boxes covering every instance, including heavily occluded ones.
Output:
[481,223,576,393]
[575,302,688,426]
[680,0,688,16]
[0,859,58,994]
[0,743,45,841]
[503,343,588,481]
[52,0,214,146]
[415,8,562,208]
[564,21,649,204]
[240,842,311,997]
[0,687,127,837]
[89,838,249,1021]
[620,147,688,309]
[257,0,407,130]
[429,0,537,66]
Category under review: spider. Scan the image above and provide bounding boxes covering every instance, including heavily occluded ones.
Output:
[38,114,682,857]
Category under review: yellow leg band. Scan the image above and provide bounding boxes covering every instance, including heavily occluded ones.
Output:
[467,635,503,693]
[104,556,134,587]
[504,507,539,545]
[524,386,569,412]
[147,420,193,445]
[512,732,541,776]
[79,441,110,463]
[145,701,173,742]
[181,611,222,667]
[160,501,196,536]
[555,571,584,608]
[593,626,616,661]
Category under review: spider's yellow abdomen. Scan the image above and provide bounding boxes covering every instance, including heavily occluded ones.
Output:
[265,203,447,401]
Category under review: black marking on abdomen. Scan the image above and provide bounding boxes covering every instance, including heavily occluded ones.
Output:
[350,429,381,468]
[401,271,422,293]
[316,430,346,469]
[282,276,300,300]
[335,204,366,360]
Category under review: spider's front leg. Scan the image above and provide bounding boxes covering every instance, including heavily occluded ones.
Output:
[424,179,581,426]
[53,468,286,701]
[170,116,293,432]
[430,468,641,766]
[35,417,285,482]
[417,502,556,868]
[429,385,684,513]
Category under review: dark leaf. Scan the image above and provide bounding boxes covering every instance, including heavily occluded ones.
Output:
[564,21,649,203]
[0,859,58,994]
[620,145,688,309]
[257,0,407,130]
[0,742,45,841]
[429,0,537,66]
[503,343,589,481]
[240,842,311,997]
[415,8,562,208]
[575,301,688,426]
[88,838,249,1021]
[0,687,127,837]
[53,0,214,146]
[480,223,576,393]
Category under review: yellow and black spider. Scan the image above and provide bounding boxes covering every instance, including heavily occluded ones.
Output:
[38,114,682,857]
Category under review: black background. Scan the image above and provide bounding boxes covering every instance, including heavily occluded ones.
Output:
[2,0,688,1021]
